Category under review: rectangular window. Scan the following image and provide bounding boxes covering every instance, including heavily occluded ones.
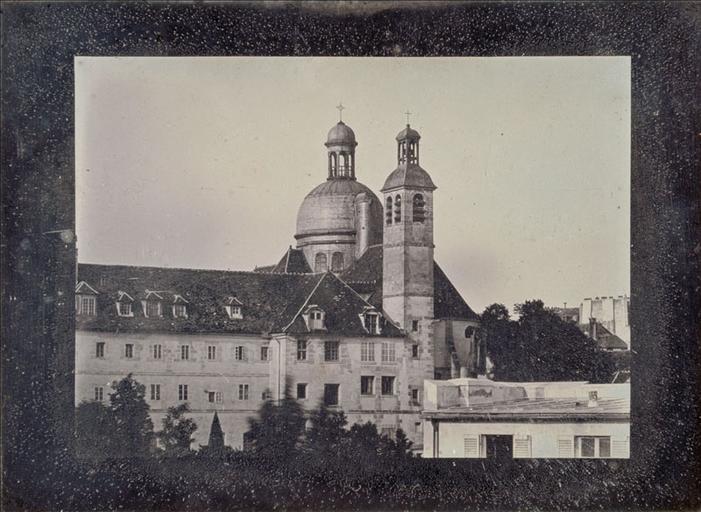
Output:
[411,344,419,358]
[94,386,103,401]
[323,384,339,406]
[207,345,216,360]
[381,342,396,363]
[80,296,96,316]
[575,436,612,458]
[410,387,420,405]
[208,391,223,403]
[173,304,187,318]
[118,302,132,316]
[152,344,162,359]
[146,301,161,317]
[364,314,378,334]
[230,305,242,319]
[238,384,249,400]
[235,346,245,361]
[178,384,188,401]
[309,310,324,330]
[411,320,419,332]
[381,376,395,396]
[261,390,272,400]
[125,343,134,359]
[297,383,307,400]
[95,341,105,358]
[296,340,307,361]
[150,384,161,401]
[180,345,190,360]
[360,376,374,396]
[260,346,269,361]
[324,341,339,362]
[361,341,375,362]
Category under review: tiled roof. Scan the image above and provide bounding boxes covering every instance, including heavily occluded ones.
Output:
[341,245,479,322]
[254,247,312,274]
[579,321,629,350]
[423,397,630,421]
[76,263,402,337]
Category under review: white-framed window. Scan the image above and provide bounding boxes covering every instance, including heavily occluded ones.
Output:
[178,384,188,401]
[95,341,105,358]
[94,386,104,401]
[296,340,307,361]
[145,301,161,318]
[208,391,223,403]
[360,376,374,396]
[117,302,132,317]
[125,343,134,359]
[297,383,307,400]
[381,342,396,363]
[235,346,245,361]
[180,345,190,360]
[207,345,217,361]
[260,346,269,361]
[173,304,187,318]
[361,341,375,362]
[381,376,395,396]
[308,309,325,330]
[575,436,611,458]
[324,340,339,362]
[227,305,242,319]
[77,295,96,316]
[238,384,249,400]
[150,384,160,401]
[364,313,379,334]
[152,344,162,360]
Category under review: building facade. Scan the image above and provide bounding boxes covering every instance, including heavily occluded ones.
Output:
[422,378,630,459]
[75,119,484,450]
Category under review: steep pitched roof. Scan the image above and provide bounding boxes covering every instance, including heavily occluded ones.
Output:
[579,321,628,351]
[254,247,312,274]
[341,245,479,322]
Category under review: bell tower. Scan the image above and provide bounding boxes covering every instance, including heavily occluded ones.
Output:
[381,121,436,330]
[325,103,357,180]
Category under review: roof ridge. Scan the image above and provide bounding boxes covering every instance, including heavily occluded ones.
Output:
[78,262,312,277]
[281,273,327,332]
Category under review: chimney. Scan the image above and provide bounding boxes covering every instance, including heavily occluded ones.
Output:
[587,390,599,408]
[589,317,598,340]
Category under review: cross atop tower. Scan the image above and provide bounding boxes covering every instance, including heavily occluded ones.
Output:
[336,102,345,122]
[405,110,412,125]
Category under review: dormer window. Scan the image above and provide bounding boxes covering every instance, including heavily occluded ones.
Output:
[116,291,134,317]
[172,294,189,319]
[142,290,163,318]
[75,281,99,316]
[361,307,382,335]
[303,306,325,331]
[225,296,244,319]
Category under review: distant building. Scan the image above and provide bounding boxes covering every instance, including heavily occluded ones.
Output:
[422,378,630,459]
[579,296,630,347]
[75,118,485,451]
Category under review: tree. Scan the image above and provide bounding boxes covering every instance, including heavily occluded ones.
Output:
[246,385,305,463]
[108,373,154,457]
[75,400,115,459]
[207,411,224,451]
[304,401,348,463]
[157,403,198,456]
[391,428,414,460]
[482,300,615,382]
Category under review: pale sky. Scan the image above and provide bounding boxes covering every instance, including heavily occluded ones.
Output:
[75,56,630,313]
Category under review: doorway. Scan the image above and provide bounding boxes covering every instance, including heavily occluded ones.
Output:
[483,435,513,459]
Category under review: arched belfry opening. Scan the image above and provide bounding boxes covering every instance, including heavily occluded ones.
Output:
[325,104,358,180]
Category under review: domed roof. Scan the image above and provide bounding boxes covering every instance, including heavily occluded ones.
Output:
[296,180,382,239]
[326,121,357,147]
[381,164,436,192]
[396,124,421,141]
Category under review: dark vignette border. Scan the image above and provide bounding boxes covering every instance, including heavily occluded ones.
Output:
[1,2,699,510]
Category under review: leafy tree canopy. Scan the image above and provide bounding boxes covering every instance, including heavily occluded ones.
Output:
[158,403,198,456]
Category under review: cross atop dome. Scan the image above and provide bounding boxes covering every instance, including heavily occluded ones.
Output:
[336,102,345,122]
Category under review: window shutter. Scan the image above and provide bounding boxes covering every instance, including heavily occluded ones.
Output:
[513,435,532,458]
[611,437,629,458]
[557,436,574,458]
[463,436,480,458]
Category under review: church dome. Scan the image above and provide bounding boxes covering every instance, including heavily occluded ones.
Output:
[295,180,382,239]
[381,164,436,192]
[326,121,358,147]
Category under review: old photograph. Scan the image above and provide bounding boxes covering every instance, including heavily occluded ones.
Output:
[74,56,630,460]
